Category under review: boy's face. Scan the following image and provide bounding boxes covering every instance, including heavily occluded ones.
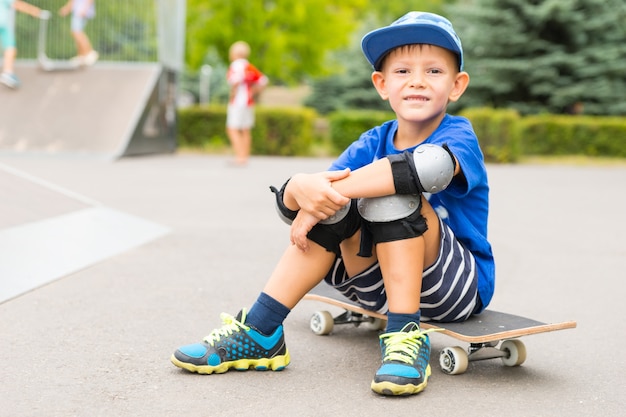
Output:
[372,44,469,128]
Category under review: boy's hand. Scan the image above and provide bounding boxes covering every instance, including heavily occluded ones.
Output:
[286,169,350,220]
[290,210,320,252]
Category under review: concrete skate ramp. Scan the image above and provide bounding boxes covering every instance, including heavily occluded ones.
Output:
[0,62,176,158]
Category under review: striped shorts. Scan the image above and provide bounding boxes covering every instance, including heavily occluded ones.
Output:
[323,218,480,323]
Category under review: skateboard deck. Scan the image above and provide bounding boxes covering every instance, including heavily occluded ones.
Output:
[304,283,577,374]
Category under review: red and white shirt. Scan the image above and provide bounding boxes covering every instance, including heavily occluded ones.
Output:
[227,58,268,106]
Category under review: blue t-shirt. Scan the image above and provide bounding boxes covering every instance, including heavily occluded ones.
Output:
[329,114,495,309]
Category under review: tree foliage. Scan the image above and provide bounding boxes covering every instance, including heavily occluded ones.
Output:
[303,0,453,114]
[185,0,368,84]
[450,0,626,115]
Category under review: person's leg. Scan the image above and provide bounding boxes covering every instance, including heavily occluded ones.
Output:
[1,47,21,88]
[239,128,252,164]
[171,239,337,374]
[226,127,243,161]
[70,15,97,65]
[2,46,16,74]
[226,105,250,165]
[261,242,337,309]
[376,196,440,315]
[367,195,441,396]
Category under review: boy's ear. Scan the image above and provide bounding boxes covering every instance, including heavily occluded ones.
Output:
[371,71,389,100]
[448,71,470,103]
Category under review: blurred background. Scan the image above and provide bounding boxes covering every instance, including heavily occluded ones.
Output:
[8,0,626,160]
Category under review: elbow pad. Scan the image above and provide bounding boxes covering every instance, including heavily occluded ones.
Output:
[388,144,456,194]
[270,180,352,225]
[270,180,298,225]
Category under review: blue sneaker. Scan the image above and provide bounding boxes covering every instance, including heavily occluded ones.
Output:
[171,309,290,374]
[0,72,20,89]
[371,323,435,396]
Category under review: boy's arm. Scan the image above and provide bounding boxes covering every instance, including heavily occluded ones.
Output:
[283,169,351,219]
[288,147,459,251]
[286,147,459,215]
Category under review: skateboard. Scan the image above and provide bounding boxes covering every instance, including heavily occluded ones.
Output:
[304,283,577,375]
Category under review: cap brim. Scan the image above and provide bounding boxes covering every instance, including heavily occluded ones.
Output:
[362,24,461,70]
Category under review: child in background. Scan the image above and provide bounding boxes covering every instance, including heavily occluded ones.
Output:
[59,0,98,66]
[225,40,268,166]
[0,0,48,88]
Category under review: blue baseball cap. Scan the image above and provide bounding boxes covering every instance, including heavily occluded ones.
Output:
[361,11,464,71]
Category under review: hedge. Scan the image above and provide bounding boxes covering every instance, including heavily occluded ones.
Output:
[328,110,395,152]
[458,108,522,163]
[328,108,626,162]
[178,105,626,162]
[177,105,316,156]
[519,115,626,158]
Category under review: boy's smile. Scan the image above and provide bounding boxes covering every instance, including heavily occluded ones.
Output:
[371,44,469,145]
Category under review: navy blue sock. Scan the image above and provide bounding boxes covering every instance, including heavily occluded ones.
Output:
[245,292,291,336]
[386,310,421,332]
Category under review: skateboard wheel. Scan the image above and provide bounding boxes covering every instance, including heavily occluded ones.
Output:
[310,311,334,335]
[369,317,386,331]
[500,339,527,367]
[439,346,468,375]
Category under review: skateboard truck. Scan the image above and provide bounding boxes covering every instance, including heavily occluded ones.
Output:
[439,339,527,375]
[310,310,386,335]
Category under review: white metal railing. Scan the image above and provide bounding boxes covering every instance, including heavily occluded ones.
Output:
[14,0,158,63]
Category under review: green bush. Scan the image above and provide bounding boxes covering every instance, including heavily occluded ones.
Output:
[253,107,317,156]
[519,116,626,158]
[178,105,626,161]
[328,110,395,153]
[177,105,227,148]
[177,105,317,156]
[459,108,522,163]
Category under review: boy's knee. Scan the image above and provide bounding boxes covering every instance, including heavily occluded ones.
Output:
[364,209,428,246]
[358,195,428,246]
[306,201,361,255]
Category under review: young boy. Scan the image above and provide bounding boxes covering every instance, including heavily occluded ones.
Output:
[172,11,495,397]
[59,0,98,66]
[0,0,47,89]
[226,40,268,166]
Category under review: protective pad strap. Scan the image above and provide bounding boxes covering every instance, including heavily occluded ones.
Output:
[388,143,456,195]
[307,199,362,255]
[270,180,298,225]
[363,208,428,247]
[388,152,421,194]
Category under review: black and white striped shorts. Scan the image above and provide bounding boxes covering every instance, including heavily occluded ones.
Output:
[323,218,480,323]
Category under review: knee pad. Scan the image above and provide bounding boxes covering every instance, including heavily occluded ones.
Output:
[270,180,353,225]
[357,194,420,223]
[363,208,428,246]
[307,200,361,255]
[388,144,456,195]
[358,194,427,248]
[270,180,360,254]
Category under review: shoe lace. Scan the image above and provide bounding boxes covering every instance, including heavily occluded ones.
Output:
[379,328,440,364]
[202,312,250,346]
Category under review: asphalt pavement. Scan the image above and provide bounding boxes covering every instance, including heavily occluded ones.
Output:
[0,153,624,417]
